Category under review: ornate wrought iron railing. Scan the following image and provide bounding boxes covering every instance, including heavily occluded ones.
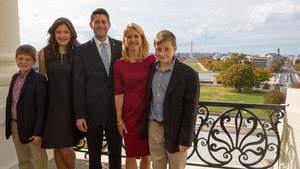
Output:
[73,101,286,168]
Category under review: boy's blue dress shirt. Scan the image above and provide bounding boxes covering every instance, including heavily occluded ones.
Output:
[149,57,176,122]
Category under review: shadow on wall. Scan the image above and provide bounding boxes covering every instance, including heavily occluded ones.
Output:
[279,123,300,169]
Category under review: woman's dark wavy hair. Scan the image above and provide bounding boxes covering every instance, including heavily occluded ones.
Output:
[45,17,80,62]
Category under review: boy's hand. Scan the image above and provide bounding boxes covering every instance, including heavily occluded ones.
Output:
[178,145,189,152]
[29,136,42,144]
[76,118,88,132]
[117,123,127,137]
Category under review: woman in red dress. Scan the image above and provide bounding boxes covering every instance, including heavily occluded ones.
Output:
[114,23,156,169]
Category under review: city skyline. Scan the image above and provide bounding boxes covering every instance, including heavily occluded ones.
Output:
[18,0,300,55]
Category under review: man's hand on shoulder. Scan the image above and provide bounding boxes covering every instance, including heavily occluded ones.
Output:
[76,118,88,132]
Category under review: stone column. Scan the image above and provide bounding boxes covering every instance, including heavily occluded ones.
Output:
[0,0,20,168]
[0,0,20,86]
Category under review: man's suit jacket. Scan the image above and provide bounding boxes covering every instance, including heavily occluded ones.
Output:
[6,68,47,144]
[73,37,122,125]
[141,59,200,153]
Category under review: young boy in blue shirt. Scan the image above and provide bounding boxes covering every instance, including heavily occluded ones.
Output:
[6,45,48,169]
[141,30,200,169]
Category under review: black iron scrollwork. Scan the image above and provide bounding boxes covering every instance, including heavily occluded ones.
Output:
[73,101,285,169]
[187,101,285,169]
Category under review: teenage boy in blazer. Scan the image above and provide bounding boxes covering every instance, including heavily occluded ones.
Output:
[141,30,200,169]
[6,45,48,169]
[73,8,122,169]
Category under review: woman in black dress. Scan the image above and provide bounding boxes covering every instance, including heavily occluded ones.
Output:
[39,17,82,169]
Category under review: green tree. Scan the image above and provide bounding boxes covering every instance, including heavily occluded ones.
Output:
[221,53,250,71]
[293,63,300,71]
[221,59,237,70]
[264,90,281,104]
[269,61,284,73]
[263,83,270,90]
[268,67,275,73]
[254,68,271,84]
[205,60,214,70]
[274,85,280,92]
[264,89,286,104]
[177,56,187,62]
[230,53,247,64]
[220,64,257,92]
[205,60,212,66]
[212,60,222,71]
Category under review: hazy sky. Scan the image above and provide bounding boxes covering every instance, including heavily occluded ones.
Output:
[18,0,300,55]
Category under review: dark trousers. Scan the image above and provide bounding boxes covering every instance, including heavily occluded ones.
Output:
[86,121,122,169]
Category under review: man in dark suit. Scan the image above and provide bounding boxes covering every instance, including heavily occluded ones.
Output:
[141,30,200,169]
[73,8,122,169]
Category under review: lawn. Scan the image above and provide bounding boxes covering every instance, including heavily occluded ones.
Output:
[199,86,270,119]
[184,62,202,71]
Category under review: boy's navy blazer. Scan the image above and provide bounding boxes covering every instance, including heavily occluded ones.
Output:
[6,68,47,144]
[73,37,122,125]
[141,59,200,153]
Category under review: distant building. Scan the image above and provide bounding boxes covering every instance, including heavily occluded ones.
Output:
[213,53,221,60]
[246,55,272,68]
[258,50,283,67]
[220,55,231,60]
[289,55,300,64]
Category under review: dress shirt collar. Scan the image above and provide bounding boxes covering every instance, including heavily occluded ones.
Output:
[94,36,110,47]
[18,69,31,78]
[155,57,176,72]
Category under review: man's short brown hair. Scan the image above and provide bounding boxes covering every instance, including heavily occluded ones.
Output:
[90,8,110,23]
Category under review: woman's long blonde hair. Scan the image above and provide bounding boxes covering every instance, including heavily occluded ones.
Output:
[121,23,149,62]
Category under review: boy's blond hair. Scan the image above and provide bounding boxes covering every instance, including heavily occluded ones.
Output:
[15,45,37,60]
[121,23,149,62]
[154,30,177,47]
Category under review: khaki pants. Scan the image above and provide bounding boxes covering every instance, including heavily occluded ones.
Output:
[11,120,48,169]
[148,120,187,169]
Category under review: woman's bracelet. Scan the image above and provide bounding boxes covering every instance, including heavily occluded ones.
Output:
[116,120,123,126]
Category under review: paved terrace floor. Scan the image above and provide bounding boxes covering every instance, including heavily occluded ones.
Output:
[10,158,124,169]
[9,155,210,169]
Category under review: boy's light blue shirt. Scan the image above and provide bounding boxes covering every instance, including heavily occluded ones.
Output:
[149,57,176,122]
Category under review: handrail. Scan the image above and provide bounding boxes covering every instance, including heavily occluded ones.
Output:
[199,101,286,110]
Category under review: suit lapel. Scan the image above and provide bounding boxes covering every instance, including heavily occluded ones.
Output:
[89,38,108,76]
[109,37,118,77]
[164,60,184,99]
[20,69,34,97]
[8,74,18,103]
[147,62,158,101]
